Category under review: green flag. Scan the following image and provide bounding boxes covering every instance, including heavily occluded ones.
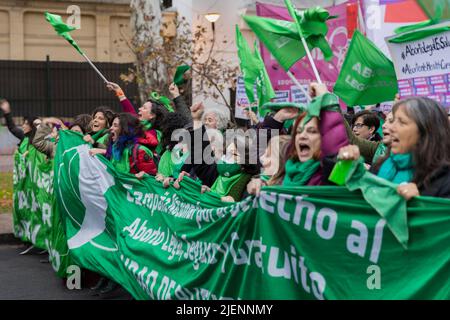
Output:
[333,30,398,106]
[243,15,309,71]
[236,25,275,113]
[173,65,190,86]
[284,1,335,61]
[253,41,276,110]
[54,130,450,300]
[417,0,450,21]
[235,25,259,104]
[45,12,84,55]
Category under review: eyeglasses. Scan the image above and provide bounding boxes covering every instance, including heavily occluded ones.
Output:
[353,123,367,129]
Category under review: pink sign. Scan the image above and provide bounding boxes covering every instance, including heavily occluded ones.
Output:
[256,1,356,104]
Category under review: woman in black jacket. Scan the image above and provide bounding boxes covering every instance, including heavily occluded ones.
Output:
[1,99,40,145]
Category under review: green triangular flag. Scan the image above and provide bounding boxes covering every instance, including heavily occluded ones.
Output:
[173,65,190,86]
[334,30,398,106]
[45,12,84,55]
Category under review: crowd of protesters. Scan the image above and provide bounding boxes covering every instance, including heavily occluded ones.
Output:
[1,77,450,296]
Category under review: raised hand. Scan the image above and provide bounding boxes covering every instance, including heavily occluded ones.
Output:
[169,82,180,99]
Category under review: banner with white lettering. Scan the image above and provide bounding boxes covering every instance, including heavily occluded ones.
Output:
[55,131,450,300]
[13,139,73,277]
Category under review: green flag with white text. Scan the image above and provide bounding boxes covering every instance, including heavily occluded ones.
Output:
[54,130,450,300]
[13,138,74,277]
[334,30,398,106]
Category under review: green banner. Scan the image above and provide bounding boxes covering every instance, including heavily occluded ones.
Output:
[13,139,73,277]
[55,131,450,300]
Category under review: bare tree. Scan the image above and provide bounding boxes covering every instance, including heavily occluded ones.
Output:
[122,0,239,120]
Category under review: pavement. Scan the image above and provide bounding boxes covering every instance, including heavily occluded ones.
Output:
[0,244,133,300]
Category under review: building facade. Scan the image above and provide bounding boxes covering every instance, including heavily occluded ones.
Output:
[0,0,134,62]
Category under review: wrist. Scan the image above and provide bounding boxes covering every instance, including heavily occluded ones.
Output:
[115,89,125,99]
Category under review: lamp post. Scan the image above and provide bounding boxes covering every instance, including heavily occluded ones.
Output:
[204,12,220,34]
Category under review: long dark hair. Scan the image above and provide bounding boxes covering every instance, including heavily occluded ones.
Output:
[147,100,169,131]
[161,113,190,151]
[24,116,39,143]
[106,113,144,160]
[91,106,115,130]
[390,97,450,188]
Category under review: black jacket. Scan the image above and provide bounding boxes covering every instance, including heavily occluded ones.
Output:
[181,125,218,187]
[420,165,450,199]
[3,112,25,143]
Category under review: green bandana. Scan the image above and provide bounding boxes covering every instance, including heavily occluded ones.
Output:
[91,129,108,143]
[141,120,153,131]
[111,145,130,173]
[377,152,414,185]
[211,173,245,197]
[18,137,30,154]
[149,92,174,112]
[282,158,320,186]
[216,159,242,177]
[158,146,189,179]
[303,93,340,125]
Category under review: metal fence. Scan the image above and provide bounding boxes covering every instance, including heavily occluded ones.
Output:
[0,57,139,120]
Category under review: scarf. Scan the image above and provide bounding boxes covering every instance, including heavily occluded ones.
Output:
[377,152,414,184]
[282,159,321,187]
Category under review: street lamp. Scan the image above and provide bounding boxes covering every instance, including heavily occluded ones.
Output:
[204,12,220,33]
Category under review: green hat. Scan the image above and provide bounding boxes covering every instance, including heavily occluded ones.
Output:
[173,65,191,86]
[149,92,174,112]
[261,101,305,112]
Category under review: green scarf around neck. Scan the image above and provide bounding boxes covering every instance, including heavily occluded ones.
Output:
[211,172,245,197]
[282,158,320,186]
[377,152,414,184]
[92,129,108,142]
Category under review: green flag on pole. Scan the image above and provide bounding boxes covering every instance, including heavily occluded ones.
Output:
[235,25,275,114]
[45,12,84,55]
[243,15,309,71]
[284,1,335,61]
[333,30,398,106]
[235,25,259,104]
[243,10,334,72]
[253,41,276,110]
